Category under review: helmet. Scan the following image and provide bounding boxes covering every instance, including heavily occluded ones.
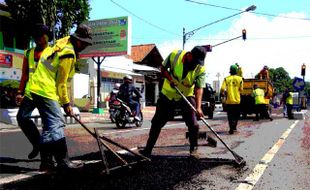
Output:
[114,83,121,89]
[124,75,133,81]
[229,65,238,74]
[263,65,268,70]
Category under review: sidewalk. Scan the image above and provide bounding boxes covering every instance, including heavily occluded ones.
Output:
[0,107,156,129]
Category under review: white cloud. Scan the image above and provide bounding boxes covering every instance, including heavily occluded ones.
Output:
[158,12,310,85]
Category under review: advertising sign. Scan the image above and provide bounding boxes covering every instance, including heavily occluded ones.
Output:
[0,53,13,67]
[80,16,132,58]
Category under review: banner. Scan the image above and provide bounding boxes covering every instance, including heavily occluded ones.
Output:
[80,16,132,58]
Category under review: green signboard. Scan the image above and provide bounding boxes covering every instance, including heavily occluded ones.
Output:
[80,16,131,58]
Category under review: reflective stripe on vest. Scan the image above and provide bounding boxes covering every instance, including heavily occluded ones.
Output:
[161,50,204,101]
[29,41,75,101]
[253,88,266,104]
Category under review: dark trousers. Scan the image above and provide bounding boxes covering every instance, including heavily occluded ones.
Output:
[255,104,271,120]
[17,96,40,150]
[144,94,199,153]
[128,99,140,116]
[286,104,294,119]
[226,104,240,131]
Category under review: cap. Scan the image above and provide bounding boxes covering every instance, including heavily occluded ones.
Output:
[230,64,238,74]
[32,24,52,41]
[191,46,206,66]
[71,24,92,45]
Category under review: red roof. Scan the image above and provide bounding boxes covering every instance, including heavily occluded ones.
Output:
[129,44,156,62]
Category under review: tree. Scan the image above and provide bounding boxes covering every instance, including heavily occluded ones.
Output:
[5,0,91,42]
[269,67,292,93]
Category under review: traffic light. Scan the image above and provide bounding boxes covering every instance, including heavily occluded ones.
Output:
[242,29,246,40]
[301,64,306,76]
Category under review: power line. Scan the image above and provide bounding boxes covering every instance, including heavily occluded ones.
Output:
[185,0,310,21]
[110,0,180,37]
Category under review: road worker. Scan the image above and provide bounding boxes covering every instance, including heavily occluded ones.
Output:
[29,24,92,171]
[259,65,270,80]
[220,65,243,134]
[15,24,52,168]
[252,84,273,121]
[139,46,216,157]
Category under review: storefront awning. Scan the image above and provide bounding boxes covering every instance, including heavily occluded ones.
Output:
[133,63,160,72]
[102,66,142,76]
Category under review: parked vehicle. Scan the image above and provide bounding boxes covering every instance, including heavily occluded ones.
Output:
[112,98,143,128]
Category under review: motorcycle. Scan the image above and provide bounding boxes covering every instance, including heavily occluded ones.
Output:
[111,98,143,128]
[108,88,119,123]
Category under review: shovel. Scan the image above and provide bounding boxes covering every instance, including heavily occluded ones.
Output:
[174,86,246,166]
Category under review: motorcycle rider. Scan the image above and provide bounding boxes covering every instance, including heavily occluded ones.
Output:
[109,83,120,107]
[118,75,142,121]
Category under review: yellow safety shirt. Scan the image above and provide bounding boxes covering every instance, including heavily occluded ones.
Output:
[221,75,243,104]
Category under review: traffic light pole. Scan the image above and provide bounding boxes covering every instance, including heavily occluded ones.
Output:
[182,5,256,49]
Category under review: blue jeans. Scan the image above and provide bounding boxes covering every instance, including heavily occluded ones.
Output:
[17,96,40,148]
[128,99,140,117]
[31,93,65,144]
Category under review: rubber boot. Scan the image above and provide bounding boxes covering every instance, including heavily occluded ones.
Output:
[188,127,199,153]
[39,143,55,172]
[52,138,83,170]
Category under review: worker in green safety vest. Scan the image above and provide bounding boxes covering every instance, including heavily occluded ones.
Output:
[29,24,92,171]
[139,46,216,157]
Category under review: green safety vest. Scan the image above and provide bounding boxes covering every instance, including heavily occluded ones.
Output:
[29,36,76,102]
[286,92,293,105]
[161,50,205,101]
[24,48,36,99]
[253,88,266,104]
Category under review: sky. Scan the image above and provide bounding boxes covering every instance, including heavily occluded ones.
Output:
[89,0,310,84]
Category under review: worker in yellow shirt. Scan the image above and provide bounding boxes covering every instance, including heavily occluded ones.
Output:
[252,84,273,121]
[220,65,243,134]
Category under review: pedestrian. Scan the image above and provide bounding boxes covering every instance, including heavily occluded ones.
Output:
[139,46,216,157]
[282,88,294,119]
[28,24,92,171]
[15,24,52,162]
[220,65,243,134]
[252,84,273,121]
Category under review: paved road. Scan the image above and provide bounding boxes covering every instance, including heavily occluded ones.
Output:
[0,109,309,189]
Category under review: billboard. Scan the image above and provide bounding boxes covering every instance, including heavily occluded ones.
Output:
[80,16,132,58]
[0,53,13,68]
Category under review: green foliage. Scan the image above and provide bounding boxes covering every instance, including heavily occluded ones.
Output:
[5,0,91,39]
[0,80,20,89]
[269,67,292,93]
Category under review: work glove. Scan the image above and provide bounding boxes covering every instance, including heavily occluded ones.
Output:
[63,103,73,116]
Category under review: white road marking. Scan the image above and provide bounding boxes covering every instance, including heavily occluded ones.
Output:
[235,120,299,190]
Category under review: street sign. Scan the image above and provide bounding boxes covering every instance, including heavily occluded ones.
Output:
[293,77,305,91]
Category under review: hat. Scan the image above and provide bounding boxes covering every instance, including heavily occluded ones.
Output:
[32,24,53,41]
[191,46,206,66]
[71,24,92,45]
[230,64,238,74]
